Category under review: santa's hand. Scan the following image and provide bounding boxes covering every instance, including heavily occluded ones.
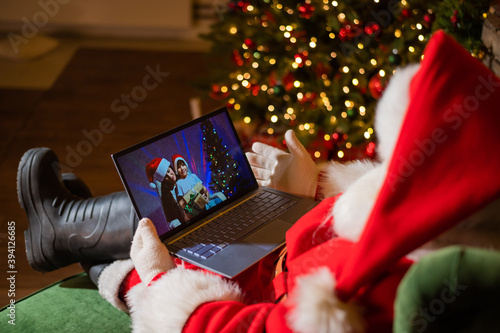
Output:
[130,218,176,284]
[246,130,318,198]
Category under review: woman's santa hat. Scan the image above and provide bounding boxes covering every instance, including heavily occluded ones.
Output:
[145,158,171,189]
[291,30,500,332]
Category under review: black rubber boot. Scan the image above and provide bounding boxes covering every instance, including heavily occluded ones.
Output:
[61,173,93,199]
[17,147,138,272]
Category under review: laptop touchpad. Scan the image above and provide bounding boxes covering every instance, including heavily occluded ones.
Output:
[242,219,290,251]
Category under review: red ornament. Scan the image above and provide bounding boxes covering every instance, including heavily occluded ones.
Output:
[368,74,386,99]
[298,3,315,19]
[269,70,277,87]
[283,72,295,91]
[228,1,250,12]
[298,91,317,109]
[231,50,244,66]
[244,38,256,49]
[339,22,363,41]
[209,84,230,100]
[423,13,435,26]
[365,142,376,158]
[401,8,412,18]
[294,52,308,67]
[364,22,381,36]
[450,10,459,27]
[249,83,260,96]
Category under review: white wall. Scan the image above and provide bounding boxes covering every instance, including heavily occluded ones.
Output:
[0,0,193,38]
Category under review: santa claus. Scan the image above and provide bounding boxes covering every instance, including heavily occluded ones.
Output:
[17,31,500,333]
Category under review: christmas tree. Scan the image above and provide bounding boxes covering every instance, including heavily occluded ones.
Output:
[201,119,244,197]
[200,0,489,161]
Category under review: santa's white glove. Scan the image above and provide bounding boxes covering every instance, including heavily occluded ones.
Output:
[246,130,318,198]
[130,218,176,285]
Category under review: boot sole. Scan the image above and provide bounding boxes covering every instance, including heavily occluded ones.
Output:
[17,148,57,272]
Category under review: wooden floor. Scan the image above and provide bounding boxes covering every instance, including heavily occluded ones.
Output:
[0,47,222,307]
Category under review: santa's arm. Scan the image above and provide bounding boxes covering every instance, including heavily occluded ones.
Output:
[125,268,279,333]
[246,130,379,200]
[113,218,276,333]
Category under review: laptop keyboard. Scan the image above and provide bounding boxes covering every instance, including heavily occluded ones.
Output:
[170,191,297,259]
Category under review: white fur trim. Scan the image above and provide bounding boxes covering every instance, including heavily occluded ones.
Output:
[287,267,366,333]
[374,64,420,162]
[126,268,242,333]
[332,163,387,242]
[153,158,170,182]
[98,259,135,313]
[317,159,379,199]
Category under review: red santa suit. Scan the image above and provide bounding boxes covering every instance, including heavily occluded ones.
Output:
[98,31,500,333]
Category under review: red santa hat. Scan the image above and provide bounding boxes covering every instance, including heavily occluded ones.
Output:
[333,30,500,302]
[145,157,171,189]
[172,154,188,173]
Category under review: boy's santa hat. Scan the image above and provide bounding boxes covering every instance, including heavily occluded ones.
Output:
[292,31,500,332]
[172,154,188,172]
[145,158,171,189]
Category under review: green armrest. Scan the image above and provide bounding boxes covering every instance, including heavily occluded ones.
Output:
[0,273,131,332]
[394,246,500,333]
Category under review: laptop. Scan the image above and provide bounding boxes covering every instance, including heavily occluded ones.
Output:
[112,107,318,278]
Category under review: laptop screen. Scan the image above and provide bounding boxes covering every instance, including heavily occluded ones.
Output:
[112,107,257,238]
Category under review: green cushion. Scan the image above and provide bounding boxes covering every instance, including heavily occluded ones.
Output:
[0,273,131,332]
[394,246,500,333]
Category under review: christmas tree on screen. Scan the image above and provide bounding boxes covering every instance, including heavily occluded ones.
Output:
[201,0,489,161]
[201,119,242,197]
